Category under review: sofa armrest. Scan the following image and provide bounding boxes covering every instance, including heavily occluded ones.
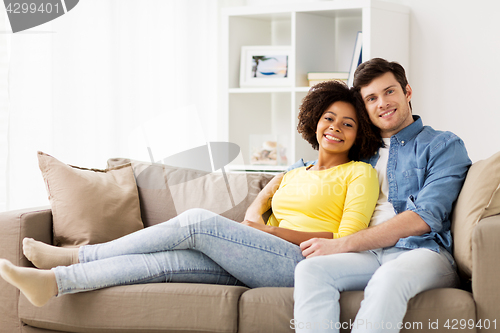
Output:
[472,214,500,332]
[0,206,53,266]
[0,206,53,332]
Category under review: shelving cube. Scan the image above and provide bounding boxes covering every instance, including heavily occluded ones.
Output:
[220,0,409,171]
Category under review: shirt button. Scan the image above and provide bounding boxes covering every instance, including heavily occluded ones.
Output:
[401,141,405,144]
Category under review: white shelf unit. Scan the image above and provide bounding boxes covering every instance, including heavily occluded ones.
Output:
[220,0,409,170]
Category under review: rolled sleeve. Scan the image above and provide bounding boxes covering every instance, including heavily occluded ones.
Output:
[410,135,471,232]
[398,134,471,252]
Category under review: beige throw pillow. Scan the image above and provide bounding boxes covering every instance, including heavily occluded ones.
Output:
[451,151,500,279]
[38,152,144,247]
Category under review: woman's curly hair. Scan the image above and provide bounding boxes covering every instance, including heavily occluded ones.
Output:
[297,80,382,161]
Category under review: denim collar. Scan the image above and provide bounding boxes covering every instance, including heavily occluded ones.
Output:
[392,115,423,146]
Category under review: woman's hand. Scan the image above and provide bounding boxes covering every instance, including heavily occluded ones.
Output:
[241,220,273,234]
[242,213,266,225]
[242,221,334,246]
[243,173,284,224]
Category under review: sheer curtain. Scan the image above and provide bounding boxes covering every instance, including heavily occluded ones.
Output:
[0,0,219,211]
[0,8,10,212]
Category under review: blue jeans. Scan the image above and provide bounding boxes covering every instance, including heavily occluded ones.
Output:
[52,208,305,295]
[293,246,460,333]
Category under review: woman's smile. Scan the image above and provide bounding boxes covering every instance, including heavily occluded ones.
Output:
[324,133,343,143]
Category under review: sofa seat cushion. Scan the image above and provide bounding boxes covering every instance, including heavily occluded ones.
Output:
[19,283,248,333]
[238,288,476,333]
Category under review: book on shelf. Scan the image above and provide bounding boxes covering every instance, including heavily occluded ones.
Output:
[308,78,348,87]
[306,31,362,88]
[347,31,363,87]
[307,71,349,80]
[307,71,349,87]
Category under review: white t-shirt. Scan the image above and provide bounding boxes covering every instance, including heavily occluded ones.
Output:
[369,138,397,227]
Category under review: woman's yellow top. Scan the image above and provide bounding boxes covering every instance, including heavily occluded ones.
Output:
[268,161,379,239]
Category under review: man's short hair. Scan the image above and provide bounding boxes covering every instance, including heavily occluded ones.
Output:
[353,58,411,109]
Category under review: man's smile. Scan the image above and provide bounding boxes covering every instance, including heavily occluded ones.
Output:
[379,108,397,118]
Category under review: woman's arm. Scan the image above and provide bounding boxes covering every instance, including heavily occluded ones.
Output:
[243,173,284,225]
[241,221,332,245]
[244,163,378,245]
[330,164,379,239]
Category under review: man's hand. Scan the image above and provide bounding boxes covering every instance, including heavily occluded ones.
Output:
[300,211,432,258]
[300,238,346,258]
[241,220,273,234]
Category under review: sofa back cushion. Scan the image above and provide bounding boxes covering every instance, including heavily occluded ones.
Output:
[451,151,500,279]
[108,158,275,227]
[38,152,144,247]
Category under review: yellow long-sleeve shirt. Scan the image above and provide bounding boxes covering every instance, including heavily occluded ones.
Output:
[268,161,379,238]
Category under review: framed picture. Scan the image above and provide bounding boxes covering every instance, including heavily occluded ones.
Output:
[239,46,292,87]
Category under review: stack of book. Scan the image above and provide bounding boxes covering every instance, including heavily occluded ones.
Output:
[307,72,349,87]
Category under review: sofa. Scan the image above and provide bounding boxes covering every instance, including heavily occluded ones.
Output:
[0,151,499,333]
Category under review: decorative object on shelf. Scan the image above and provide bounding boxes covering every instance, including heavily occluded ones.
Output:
[250,134,288,166]
[307,71,349,87]
[240,46,292,87]
[347,31,363,87]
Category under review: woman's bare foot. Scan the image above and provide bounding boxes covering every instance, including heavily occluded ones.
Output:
[0,259,58,307]
[23,238,79,269]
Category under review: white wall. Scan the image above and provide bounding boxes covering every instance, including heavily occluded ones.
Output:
[2,0,498,211]
[236,0,500,162]
[397,0,500,162]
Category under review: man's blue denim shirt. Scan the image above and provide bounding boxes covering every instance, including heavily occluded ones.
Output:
[288,116,471,253]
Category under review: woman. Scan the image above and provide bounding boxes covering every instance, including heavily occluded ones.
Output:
[0,81,382,307]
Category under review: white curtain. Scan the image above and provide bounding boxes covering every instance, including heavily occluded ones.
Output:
[0,8,10,212]
[0,0,219,211]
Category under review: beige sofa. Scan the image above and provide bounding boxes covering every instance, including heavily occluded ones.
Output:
[0,152,499,333]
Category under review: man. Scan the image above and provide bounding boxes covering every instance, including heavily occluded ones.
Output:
[292,58,471,332]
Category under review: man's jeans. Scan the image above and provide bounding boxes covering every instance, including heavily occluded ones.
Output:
[293,247,459,333]
[53,208,305,295]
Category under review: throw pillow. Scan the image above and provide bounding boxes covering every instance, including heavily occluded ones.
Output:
[451,151,500,279]
[107,158,275,227]
[38,152,144,247]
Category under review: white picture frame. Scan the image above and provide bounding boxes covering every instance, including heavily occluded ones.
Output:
[239,46,292,87]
